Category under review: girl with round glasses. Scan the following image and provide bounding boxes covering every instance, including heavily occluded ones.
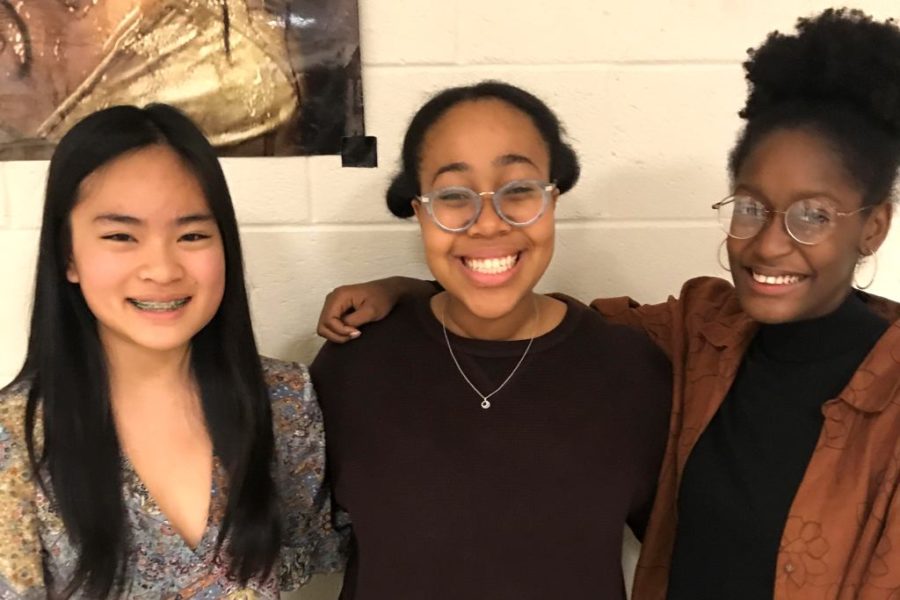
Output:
[0,105,343,598]
[310,82,671,599]
[318,9,900,600]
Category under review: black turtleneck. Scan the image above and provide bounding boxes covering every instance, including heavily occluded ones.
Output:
[667,292,889,599]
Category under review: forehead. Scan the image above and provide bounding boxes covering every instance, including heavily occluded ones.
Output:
[76,145,210,217]
[736,128,864,205]
[419,99,550,173]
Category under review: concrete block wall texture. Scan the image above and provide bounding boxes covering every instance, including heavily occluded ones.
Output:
[2,1,900,598]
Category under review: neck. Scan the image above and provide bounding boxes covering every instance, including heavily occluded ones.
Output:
[102,335,195,408]
[435,292,540,341]
[756,291,888,363]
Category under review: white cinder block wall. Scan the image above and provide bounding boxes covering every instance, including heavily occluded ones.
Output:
[2,2,900,598]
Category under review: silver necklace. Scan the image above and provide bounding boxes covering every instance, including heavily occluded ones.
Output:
[440,297,538,410]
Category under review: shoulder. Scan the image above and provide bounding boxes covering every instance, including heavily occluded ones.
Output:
[0,380,31,449]
[555,300,673,407]
[567,298,669,362]
[262,356,312,397]
[260,357,320,430]
[676,276,741,315]
[311,299,423,379]
[859,290,900,324]
[585,277,740,346]
[261,358,326,475]
[563,299,672,397]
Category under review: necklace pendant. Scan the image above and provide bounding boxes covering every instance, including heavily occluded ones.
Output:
[481,399,491,409]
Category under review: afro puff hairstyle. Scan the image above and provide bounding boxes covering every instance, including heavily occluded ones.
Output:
[385,81,580,218]
[729,8,900,206]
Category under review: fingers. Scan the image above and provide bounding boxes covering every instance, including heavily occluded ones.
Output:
[317,315,361,343]
[342,303,381,328]
[316,281,396,343]
[317,288,363,343]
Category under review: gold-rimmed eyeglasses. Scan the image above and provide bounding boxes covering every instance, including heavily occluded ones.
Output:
[712,194,871,246]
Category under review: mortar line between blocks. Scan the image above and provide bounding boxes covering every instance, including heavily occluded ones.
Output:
[238,219,721,233]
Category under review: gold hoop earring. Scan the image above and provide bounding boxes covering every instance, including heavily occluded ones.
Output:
[854,250,878,290]
[717,239,731,273]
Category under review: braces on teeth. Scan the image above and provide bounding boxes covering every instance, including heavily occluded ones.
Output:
[130,299,189,311]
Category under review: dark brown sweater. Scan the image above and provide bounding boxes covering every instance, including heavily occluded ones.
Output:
[311,295,671,600]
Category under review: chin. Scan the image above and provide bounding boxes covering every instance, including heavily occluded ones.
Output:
[737,298,803,325]
[120,328,195,353]
[457,293,523,321]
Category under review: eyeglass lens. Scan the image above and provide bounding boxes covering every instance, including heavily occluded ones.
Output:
[716,196,837,244]
[430,181,547,230]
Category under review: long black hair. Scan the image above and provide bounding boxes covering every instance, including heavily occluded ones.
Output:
[386,80,581,217]
[10,104,281,597]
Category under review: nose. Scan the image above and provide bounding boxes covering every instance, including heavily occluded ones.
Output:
[138,241,185,284]
[751,212,795,259]
[467,194,511,237]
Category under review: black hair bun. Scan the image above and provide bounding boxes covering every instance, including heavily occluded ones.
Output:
[386,173,417,218]
[741,8,900,137]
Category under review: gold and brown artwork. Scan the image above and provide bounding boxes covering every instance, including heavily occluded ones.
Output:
[0,0,364,158]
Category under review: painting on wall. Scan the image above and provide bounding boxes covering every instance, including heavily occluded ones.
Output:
[0,0,364,159]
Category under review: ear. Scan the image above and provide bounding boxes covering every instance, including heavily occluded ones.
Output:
[859,202,894,255]
[65,258,80,284]
[411,199,425,224]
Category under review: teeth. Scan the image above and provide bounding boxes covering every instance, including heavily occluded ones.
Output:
[130,298,189,311]
[464,254,518,275]
[751,271,804,286]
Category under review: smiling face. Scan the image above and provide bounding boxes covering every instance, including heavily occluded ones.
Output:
[412,98,557,324]
[66,144,226,359]
[728,127,892,323]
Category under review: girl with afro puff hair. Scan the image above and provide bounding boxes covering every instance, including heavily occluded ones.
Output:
[317,8,900,600]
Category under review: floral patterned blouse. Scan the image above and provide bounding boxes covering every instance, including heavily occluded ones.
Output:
[0,357,345,599]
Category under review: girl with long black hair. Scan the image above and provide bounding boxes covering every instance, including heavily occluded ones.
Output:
[0,104,343,598]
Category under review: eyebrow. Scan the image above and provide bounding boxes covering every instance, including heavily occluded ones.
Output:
[92,213,215,226]
[430,154,539,184]
[431,162,469,184]
[175,214,216,226]
[494,153,537,168]
[93,213,141,225]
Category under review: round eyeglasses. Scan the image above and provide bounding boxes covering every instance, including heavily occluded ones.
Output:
[712,194,871,246]
[417,179,556,233]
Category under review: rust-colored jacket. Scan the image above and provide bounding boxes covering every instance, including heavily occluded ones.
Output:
[592,277,900,600]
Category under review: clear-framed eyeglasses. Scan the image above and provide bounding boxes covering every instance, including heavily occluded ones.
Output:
[417,179,556,233]
[711,194,871,246]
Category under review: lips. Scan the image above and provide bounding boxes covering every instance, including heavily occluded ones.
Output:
[127,297,191,312]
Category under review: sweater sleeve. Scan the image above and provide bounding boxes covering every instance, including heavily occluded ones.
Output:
[622,335,673,542]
